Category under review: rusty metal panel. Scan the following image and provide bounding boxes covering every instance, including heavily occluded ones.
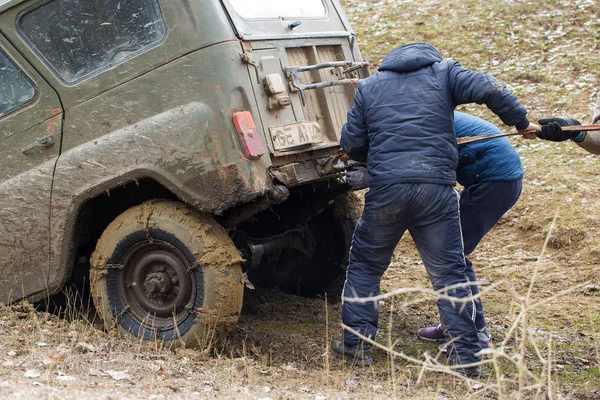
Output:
[286,47,324,129]
[240,36,361,161]
[285,45,352,143]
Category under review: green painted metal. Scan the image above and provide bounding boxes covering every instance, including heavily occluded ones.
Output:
[0,32,63,303]
[0,0,365,303]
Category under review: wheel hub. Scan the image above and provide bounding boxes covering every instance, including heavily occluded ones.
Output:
[144,271,173,296]
[116,240,196,328]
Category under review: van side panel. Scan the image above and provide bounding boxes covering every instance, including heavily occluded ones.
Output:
[0,120,61,304]
[47,42,271,300]
[0,33,64,304]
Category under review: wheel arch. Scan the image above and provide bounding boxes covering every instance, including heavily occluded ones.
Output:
[41,139,276,304]
[42,171,198,303]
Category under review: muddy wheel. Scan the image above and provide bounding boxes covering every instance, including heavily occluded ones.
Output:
[89,200,244,349]
[300,191,359,299]
[248,191,360,300]
[319,191,361,300]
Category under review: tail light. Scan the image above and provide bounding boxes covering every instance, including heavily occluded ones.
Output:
[232,111,265,158]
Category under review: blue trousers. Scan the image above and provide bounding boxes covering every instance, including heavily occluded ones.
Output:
[460,179,522,330]
[342,183,480,365]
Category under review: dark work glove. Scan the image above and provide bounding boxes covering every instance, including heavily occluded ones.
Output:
[345,166,371,190]
[342,144,369,163]
[536,118,581,142]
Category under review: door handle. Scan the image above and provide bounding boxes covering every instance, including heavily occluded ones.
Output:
[22,135,55,154]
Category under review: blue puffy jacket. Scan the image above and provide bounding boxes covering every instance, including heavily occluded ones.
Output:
[455,111,524,187]
[340,42,530,187]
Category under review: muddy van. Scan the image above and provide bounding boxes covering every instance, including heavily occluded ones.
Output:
[0,0,367,346]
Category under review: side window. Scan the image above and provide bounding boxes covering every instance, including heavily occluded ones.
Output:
[19,0,167,84]
[0,49,36,117]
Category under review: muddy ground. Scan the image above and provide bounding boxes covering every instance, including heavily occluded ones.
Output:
[1,0,600,399]
[1,163,598,399]
[0,221,598,399]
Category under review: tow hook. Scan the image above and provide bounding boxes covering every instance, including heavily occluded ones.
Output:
[316,150,354,175]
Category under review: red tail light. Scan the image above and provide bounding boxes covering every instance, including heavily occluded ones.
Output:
[232,111,265,158]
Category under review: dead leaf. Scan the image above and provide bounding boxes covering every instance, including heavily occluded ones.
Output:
[104,370,131,381]
[75,342,95,354]
[24,369,40,378]
[49,353,67,362]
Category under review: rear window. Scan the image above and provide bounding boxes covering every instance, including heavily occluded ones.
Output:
[0,49,36,117]
[227,0,326,19]
[19,0,167,84]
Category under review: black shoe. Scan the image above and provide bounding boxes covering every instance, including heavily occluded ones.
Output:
[331,340,373,366]
[449,352,490,379]
[455,366,490,379]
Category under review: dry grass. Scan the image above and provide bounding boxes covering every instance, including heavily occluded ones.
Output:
[342,0,600,396]
[341,211,594,399]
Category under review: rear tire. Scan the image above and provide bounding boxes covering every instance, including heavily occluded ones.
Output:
[89,200,243,349]
[247,191,360,300]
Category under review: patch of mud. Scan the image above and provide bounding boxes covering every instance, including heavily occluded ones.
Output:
[516,215,543,233]
[547,227,587,249]
[226,288,335,368]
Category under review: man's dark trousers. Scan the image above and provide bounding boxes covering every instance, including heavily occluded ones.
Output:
[342,182,481,365]
[460,179,522,331]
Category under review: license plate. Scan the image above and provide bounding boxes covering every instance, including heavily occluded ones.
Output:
[269,122,324,151]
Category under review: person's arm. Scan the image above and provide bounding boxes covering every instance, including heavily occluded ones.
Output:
[340,87,369,162]
[592,92,600,124]
[536,117,600,154]
[447,61,538,136]
[586,92,600,153]
[574,131,600,155]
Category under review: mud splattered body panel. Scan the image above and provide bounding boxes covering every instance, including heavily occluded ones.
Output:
[0,32,63,304]
[48,40,274,302]
[0,0,363,302]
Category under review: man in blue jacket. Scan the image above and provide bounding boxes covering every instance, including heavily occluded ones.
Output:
[416,111,524,349]
[332,42,538,377]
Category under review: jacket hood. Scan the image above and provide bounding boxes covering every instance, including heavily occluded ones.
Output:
[378,42,443,73]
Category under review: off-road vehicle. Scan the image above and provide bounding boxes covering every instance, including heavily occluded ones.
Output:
[0,0,368,347]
